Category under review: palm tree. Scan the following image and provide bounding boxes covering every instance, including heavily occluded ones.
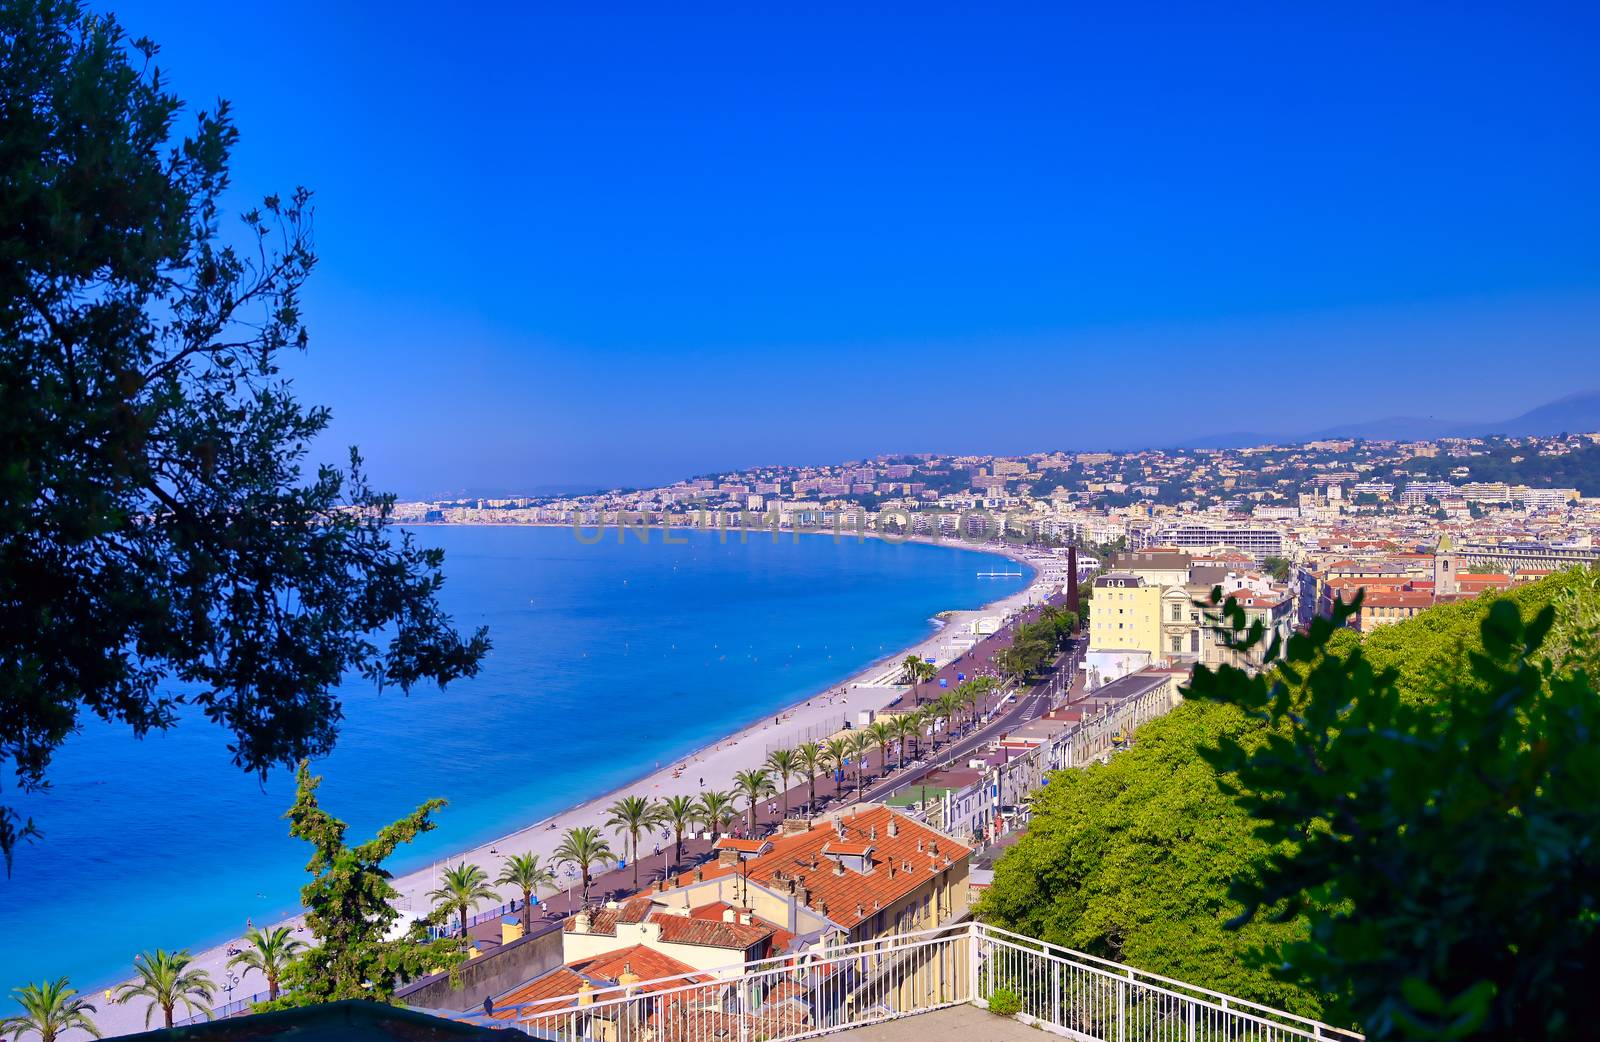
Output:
[605,795,663,887]
[1,979,99,1042]
[696,790,738,841]
[957,680,980,731]
[865,720,896,780]
[966,672,992,720]
[497,852,557,934]
[554,825,614,906]
[847,731,872,795]
[227,925,303,1003]
[901,653,923,685]
[892,713,918,767]
[117,949,215,1029]
[659,794,699,871]
[426,862,499,941]
[932,691,962,752]
[732,768,775,834]
[765,748,799,819]
[795,741,827,816]
[822,737,850,801]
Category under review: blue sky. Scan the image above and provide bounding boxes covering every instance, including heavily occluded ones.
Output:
[116,2,1600,495]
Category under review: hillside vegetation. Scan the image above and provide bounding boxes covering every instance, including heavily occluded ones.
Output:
[978,566,1599,1030]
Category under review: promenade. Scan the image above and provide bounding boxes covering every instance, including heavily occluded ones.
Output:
[83,544,1070,1037]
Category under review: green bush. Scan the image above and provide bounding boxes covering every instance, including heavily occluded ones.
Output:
[986,987,1022,1017]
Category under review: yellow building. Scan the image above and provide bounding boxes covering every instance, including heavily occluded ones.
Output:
[1089,573,1162,659]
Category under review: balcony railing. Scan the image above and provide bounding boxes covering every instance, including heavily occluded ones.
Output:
[492,921,1362,1042]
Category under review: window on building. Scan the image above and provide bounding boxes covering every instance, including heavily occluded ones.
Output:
[1170,603,1182,621]
[1170,635,1182,653]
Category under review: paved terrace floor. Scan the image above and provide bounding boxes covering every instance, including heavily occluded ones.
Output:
[831,1005,1047,1040]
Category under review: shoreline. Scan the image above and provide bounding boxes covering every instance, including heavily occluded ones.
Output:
[82,533,1060,1036]
[450,535,1045,849]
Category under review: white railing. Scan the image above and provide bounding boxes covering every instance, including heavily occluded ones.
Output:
[494,922,1361,1042]
[978,923,1362,1041]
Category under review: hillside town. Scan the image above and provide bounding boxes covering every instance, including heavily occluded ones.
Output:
[395,432,1600,682]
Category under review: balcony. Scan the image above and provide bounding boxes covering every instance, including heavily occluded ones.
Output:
[471,921,1361,1041]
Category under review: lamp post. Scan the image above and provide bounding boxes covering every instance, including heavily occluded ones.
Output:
[219,970,239,1016]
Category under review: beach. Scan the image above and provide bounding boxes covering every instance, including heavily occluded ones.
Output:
[81,534,1060,1037]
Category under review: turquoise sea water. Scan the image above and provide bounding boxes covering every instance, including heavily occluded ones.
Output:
[1,526,1028,995]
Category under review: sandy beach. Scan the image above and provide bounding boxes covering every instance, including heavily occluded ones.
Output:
[84,534,1063,1037]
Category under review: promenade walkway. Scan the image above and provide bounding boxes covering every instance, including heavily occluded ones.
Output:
[830,1005,1041,1040]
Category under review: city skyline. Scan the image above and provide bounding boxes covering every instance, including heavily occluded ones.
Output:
[115,2,1600,495]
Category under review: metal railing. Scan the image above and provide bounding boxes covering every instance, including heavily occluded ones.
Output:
[493,922,1361,1042]
[977,923,1363,1041]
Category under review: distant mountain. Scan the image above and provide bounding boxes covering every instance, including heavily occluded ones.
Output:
[1179,390,1600,448]
[1455,390,1600,437]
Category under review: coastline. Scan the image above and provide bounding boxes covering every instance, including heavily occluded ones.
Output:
[82,534,1057,1037]
[441,533,1047,845]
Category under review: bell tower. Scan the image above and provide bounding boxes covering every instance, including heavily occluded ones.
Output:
[1433,534,1458,598]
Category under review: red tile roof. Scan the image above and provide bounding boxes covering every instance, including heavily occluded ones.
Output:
[491,945,709,1020]
[696,806,971,931]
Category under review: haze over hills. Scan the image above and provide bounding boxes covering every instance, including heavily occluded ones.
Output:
[1180,389,1600,449]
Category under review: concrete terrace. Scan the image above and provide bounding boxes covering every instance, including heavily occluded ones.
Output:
[831,1005,1045,1040]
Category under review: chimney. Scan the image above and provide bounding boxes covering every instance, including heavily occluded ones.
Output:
[618,963,641,993]
[782,817,810,835]
[869,825,877,841]
[693,864,704,882]
[574,909,593,934]
[916,840,924,853]
[578,981,595,1007]
[719,847,741,866]
[887,817,899,838]
[856,902,864,920]
[929,840,939,858]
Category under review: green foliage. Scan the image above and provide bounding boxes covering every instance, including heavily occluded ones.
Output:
[986,987,1022,1018]
[1399,437,1600,496]
[658,795,699,869]
[976,698,1324,1017]
[1190,581,1600,1041]
[1,978,99,1042]
[0,0,489,872]
[733,767,776,832]
[766,748,800,817]
[982,567,1599,1033]
[1263,555,1293,582]
[695,790,738,838]
[425,862,498,942]
[496,852,557,934]
[116,949,214,1030]
[605,795,664,886]
[227,926,302,1002]
[553,825,614,906]
[279,762,460,1005]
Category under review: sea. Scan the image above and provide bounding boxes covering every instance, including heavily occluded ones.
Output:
[0,525,1030,997]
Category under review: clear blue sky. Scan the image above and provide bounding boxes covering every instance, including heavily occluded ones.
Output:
[116,2,1599,496]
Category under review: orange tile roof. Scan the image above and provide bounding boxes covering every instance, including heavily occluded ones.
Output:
[577,944,706,987]
[563,896,776,952]
[696,806,970,931]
